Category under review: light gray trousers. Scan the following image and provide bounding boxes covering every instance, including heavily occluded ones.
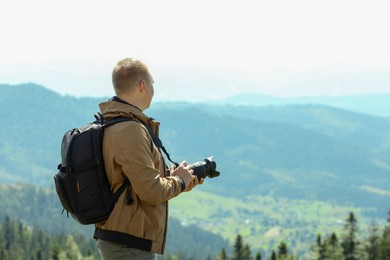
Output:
[97,239,157,260]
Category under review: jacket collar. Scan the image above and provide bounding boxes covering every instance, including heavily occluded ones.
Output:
[111,96,143,113]
[99,97,158,127]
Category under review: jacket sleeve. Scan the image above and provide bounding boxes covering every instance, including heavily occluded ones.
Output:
[115,123,183,205]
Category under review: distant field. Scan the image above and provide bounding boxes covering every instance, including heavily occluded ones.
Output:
[170,189,376,256]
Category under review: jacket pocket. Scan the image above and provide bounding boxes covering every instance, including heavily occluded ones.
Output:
[126,203,146,238]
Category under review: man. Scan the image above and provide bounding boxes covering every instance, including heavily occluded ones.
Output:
[94,58,203,259]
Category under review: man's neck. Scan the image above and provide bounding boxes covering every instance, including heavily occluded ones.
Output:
[112,96,143,112]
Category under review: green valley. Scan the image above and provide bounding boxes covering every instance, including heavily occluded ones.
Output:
[169,189,370,257]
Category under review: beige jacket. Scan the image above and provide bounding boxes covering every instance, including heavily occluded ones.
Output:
[94,98,184,254]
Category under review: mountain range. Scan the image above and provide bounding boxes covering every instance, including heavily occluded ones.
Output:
[2,82,390,257]
[1,83,389,218]
[215,92,390,116]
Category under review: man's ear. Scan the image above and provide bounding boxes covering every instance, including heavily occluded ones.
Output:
[138,80,147,93]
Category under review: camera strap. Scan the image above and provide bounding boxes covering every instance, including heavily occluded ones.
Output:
[142,124,179,167]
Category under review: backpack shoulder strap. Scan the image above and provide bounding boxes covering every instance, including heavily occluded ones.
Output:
[99,113,178,166]
[99,114,135,128]
[112,179,132,205]
[94,113,135,205]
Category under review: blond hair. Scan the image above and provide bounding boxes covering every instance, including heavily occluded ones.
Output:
[112,58,151,95]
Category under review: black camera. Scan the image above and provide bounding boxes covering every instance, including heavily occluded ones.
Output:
[190,157,220,180]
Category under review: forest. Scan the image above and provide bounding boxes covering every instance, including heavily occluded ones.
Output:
[2,210,390,259]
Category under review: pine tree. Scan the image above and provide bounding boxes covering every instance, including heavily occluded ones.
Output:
[233,234,243,260]
[254,251,261,260]
[215,248,227,260]
[36,249,43,260]
[50,243,62,260]
[3,216,26,259]
[63,235,83,260]
[242,243,251,260]
[3,216,13,251]
[341,212,359,260]
[379,209,390,259]
[315,233,326,260]
[278,241,288,256]
[0,219,7,260]
[0,246,7,260]
[364,220,380,260]
[329,232,338,249]
[270,250,276,260]
[326,232,341,259]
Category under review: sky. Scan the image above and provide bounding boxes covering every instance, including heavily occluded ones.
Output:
[1,0,390,100]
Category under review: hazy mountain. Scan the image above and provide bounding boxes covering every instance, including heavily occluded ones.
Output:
[2,61,390,108]
[1,83,390,218]
[214,92,390,116]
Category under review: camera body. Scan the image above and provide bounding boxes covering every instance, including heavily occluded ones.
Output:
[189,157,220,180]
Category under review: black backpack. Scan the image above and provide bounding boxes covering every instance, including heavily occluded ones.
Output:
[54,113,132,225]
[54,112,178,225]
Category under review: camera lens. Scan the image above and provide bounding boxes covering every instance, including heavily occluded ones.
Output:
[190,157,220,180]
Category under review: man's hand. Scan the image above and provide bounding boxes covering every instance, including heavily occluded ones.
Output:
[170,161,204,192]
[184,174,204,192]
